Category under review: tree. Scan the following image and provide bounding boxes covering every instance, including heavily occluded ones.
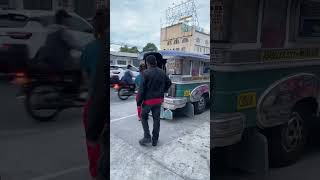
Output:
[143,43,158,52]
[120,45,140,53]
[120,45,129,52]
[129,46,139,53]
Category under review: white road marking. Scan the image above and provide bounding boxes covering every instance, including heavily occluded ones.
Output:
[111,114,137,123]
[30,165,87,180]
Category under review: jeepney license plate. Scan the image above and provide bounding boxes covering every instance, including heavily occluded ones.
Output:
[237,92,257,110]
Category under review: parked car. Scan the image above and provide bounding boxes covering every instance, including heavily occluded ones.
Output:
[0,10,94,74]
[110,65,139,84]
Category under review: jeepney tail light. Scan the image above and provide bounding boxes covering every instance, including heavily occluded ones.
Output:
[168,83,176,97]
[114,84,120,90]
[12,71,29,86]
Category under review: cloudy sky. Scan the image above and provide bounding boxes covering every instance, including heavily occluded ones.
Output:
[110,0,210,51]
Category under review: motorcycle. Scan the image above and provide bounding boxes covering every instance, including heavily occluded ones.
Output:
[114,82,136,100]
[12,70,87,121]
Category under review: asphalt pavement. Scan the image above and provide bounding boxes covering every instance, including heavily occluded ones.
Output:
[214,136,320,180]
[0,81,90,180]
[110,88,210,180]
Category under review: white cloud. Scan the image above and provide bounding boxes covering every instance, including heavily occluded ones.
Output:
[110,0,210,50]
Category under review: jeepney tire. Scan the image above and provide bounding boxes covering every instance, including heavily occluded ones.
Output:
[194,95,207,114]
[268,102,313,167]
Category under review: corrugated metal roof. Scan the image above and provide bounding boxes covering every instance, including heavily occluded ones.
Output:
[138,50,210,62]
[159,50,210,60]
[110,51,138,58]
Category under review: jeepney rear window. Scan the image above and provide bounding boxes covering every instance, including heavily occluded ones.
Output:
[182,59,191,75]
[299,0,320,37]
[231,0,259,43]
[201,62,210,74]
[166,58,182,75]
[192,61,200,76]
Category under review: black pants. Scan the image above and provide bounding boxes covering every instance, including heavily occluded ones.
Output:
[141,104,161,140]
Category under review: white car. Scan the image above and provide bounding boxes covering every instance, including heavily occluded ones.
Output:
[0,10,94,73]
[110,65,139,83]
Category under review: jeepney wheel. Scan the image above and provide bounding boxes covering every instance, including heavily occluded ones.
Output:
[194,95,207,114]
[268,104,311,167]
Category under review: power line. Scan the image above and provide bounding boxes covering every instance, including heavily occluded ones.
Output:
[110,41,144,49]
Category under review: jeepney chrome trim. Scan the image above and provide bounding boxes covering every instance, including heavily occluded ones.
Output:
[284,0,292,47]
[162,103,186,110]
[163,97,188,110]
[172,80,210,85]
[213,59,320,72]
[212,48,320,65]
[164,97,187,104]
[211,112,246,147]
[256,73,320,129]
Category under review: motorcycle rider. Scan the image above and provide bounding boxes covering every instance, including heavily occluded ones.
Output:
[38,9,84,98]
[120,64,135,89]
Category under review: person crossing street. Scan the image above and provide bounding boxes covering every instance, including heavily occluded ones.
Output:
[137,55,171,146]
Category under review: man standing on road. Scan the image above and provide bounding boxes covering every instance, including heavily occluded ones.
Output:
[80,9,106,180]
[137,55,171,146]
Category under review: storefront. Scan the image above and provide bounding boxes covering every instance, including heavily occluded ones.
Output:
[110,51,139,67]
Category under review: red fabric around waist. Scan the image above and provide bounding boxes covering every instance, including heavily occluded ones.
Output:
[144,98,163,105]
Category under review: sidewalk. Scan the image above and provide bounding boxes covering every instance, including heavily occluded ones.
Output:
[110,121,210,180]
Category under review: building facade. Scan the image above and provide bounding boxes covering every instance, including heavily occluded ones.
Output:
[110,51,139,67]
[160,23,210,54]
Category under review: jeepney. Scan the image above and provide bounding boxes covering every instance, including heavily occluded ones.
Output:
[139,50,210,120]
[212,0,320,171]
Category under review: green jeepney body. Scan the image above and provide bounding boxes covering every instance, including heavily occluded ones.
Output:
[212,0,320,148]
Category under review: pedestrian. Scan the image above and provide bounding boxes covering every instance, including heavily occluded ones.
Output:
[137,55,172,146]
[80,10,105,180]
[135,63,146,121]
[42,9,83,97]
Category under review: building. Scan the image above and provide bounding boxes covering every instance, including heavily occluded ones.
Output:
[0,0,100,18]
[110,51,139,67]
[160,23,210,54]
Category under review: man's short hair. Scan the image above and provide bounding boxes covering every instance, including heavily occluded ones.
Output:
[146,55,157,66]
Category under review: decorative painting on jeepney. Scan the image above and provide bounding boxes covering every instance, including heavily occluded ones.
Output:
[190,84,209,102]
[257,74,320,128]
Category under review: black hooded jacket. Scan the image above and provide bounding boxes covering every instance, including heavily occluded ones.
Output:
[137,66,172,106]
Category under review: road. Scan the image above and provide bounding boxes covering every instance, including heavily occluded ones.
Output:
[110,88,210,180]
[0,80,90,180]
[214,139,320,180]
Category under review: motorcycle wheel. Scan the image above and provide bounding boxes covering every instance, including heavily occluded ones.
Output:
[118,87,132,100]
[25,85,61,121]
